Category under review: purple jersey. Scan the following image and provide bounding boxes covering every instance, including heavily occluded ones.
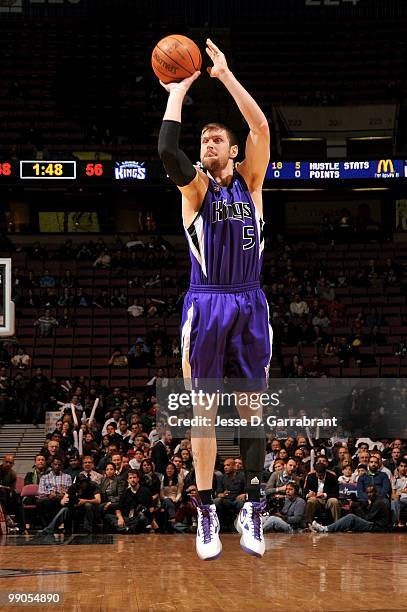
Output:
[185,171,264,286]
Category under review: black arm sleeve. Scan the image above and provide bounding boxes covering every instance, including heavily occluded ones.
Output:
[158,120,197,187]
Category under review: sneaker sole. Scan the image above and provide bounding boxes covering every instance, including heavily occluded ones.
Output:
[240,541,265,558]
[196,543,223,561]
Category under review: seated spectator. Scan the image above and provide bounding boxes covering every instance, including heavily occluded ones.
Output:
[366,325,386,347]
[338,464,356,485]
[160,462,183,525]
[93,248,111,269]
[27,241,48,261]
[60,421,74,451]
[60,269,76,289]
[11,346,31,369]
[180,448,193,472]
[64,453,82,481]
[41,288,58,308]
[264,438,282,472]
[370,450,392,482]
[171,454,189,481]
[351,463,367,483]
[108,347,128,368]
[171,338,180,357]
[34,309,59,337]
[145,298,159,318]
[24,454,48,485]
[128,343,150,368]
[130,434,148,455]
[352,445,371,469]
[285,354,302,377]
[117,418,131,444]
[58,288,75,307]
[332,446,352,476]
[37,457,72,526]
[315,277,335,302]
[111,452,129,481]
[100,462,127,517]
[357,455,390,501]
[263,481,306,533]
[129,449,147,470]
[289,294,309,317]
[58,308,75,328]
[42,439,64,467]
[39,269,56,288]
[82,432,100,460]
[214,458,246,529]
[365,307,383,328]
[102,408,122,435]
[305,355,325,378]
[174,483,199,533]
[312,485,389,533]
[104,423,123,449]
[384,447,401,473]
[92,290,109,309]
[76,243,93,261]
[391,458,407,527]
[147,368,169,389]
[58,239,76,261]
[96,442,120,473]
[110,289,127,307]
[75,287,91,307]
[304,462,341,528]
[105,469,153,533]
[140,459,162,506]
[0,454,26,533]
[312,308,330,329]
[265,458,298,506]
[329,310,345,328]
[80,456,103,485]
[127,298,144,318]
[42,473,101,535]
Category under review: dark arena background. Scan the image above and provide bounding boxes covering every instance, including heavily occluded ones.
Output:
[0,0,406,610]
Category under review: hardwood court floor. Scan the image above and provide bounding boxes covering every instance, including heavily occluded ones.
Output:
[0,533,406,611]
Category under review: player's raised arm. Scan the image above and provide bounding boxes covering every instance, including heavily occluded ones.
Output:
[205,39,270,191]
[158,72,208,214]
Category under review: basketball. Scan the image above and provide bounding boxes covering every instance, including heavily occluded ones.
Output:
[151,34,202,84]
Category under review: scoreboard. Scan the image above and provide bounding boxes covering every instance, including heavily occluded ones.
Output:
[266,159,406,180]
[0,159,404,183]
[0,160,150,181]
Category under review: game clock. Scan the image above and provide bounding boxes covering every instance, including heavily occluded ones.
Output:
[20,160,76,179]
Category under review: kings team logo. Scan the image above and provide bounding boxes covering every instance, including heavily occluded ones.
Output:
[114,161,146,180]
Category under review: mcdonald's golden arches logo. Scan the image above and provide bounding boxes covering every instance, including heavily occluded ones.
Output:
[377,159,395,174]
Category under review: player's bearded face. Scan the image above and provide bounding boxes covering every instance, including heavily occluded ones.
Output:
[200,130,235,173]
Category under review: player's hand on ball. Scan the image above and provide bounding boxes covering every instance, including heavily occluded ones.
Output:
[206,38,229,79]
[159,70,200,94]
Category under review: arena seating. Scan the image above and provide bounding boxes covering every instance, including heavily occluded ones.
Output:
[0,10,405,156]
[0,237,405,381]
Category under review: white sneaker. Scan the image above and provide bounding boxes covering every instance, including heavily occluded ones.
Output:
[235,501,266,557]
[195,504,222,560]
[311,520,328,533]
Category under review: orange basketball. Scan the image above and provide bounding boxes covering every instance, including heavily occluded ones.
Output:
[151,34,202,84]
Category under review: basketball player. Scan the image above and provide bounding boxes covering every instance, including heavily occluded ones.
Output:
[158,39,272,559]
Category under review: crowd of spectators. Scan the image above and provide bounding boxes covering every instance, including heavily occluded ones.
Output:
[264,231,407,375]
[1,416,406,536]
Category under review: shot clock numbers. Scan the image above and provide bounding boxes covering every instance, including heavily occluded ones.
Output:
[20,160,76,179]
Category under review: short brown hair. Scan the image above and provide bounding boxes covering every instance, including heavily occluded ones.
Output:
[201,123,238,147]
